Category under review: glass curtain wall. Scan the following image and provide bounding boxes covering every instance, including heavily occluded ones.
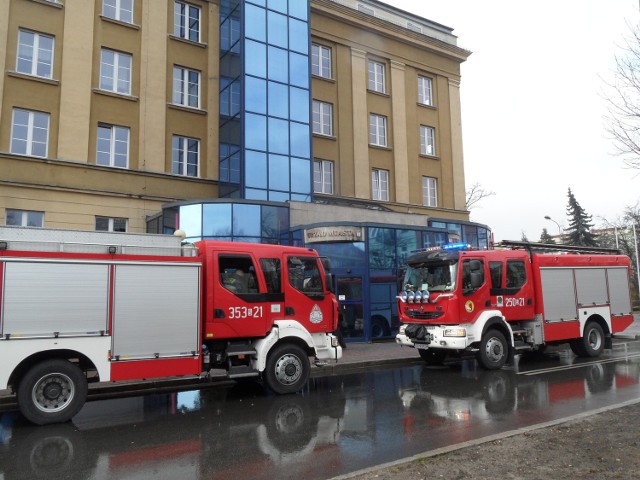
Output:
[219,0,313,202]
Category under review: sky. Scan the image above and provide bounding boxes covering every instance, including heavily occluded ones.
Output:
[382,0,640,241]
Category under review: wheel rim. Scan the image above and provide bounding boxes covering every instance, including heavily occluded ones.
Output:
[32,373,75,414]
[484,336,505,364]
[274,353,303,386]
[587,327,602,351]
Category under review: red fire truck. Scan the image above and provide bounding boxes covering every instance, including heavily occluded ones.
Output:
[396,241,634,369]
[0,226,341,425]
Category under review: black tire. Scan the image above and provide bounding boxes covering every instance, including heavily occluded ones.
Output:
[370,317,390,338]
[264,344,310,394]
[418,348,447,366]
[17,360,88,425]
[576,322,605,358]
[569,338,584,356]
[477,329,508,370]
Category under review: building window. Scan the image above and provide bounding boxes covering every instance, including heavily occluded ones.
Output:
[368,60,385,93]
[6,209,44,227]
[10,108,49,157]
[172,135,199,177]
[312,100,333,136]
[16,29,54,79]
[102,0,134,24]
[369,114,387,147]
[97,124,129,168]
[418,75,433,106]
[372,168,389,201]
[311,43,331,78]
[313,160,334,194]
[99,48,132,95]
[174,1,201,42]
[422,176,437,207]
[95,216,128,232]
[173,66,200,108]
[420,125,436,156]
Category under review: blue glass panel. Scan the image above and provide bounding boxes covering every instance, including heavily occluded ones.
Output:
[245,40,266,77]
[245,150,267,188]
[290,156,310,194]
[233,204,261,236]
[268,46,288,83]
[289,87,309,123]
[245,4,266,42]
[269,154,289,190]
[179,204,202,238]
[290,122,310,158]
[396,230,419,267]
[369,228,396,270]
[269,191,290,202]
[245,76,267,114]
[267,0,287,14]
[288,0,308,20]
[268,117,289,154]
[289,18,308,54]
[203,203,232,237]
[290,193,311,202]
[289,52,309,88]
[245,113,267,151]
[313,242,366,269]
[268,81,289,119]
[245,188,269,200]
[247,0,265,6]
[262,205,288,239]
[267,11,287,48]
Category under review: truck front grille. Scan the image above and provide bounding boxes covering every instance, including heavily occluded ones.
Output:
[406,311,443,320]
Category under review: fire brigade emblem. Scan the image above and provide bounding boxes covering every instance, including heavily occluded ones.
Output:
[310,304,323,324]
[464,300,475,313]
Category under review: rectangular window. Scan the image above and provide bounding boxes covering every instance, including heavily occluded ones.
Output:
[95,216,128,232]
[312,100,333,136]
[17,29,54,79]
[368,60,385,93]
[99,48,132,95]
[372,168,389,201]
[313,159,334,194]
[172,135,199,177]
[420,125,436,156]
[174,1,201,42]
[506,260,527,289]
[6,209,44,227]
[369,114,387,147]
[422,176,437,207]
[102,0,134,24]
[418,75,433,106]
[11,108,50,157]
[173,66,200,108]
[311,43,331,78]
[97,124,130,168]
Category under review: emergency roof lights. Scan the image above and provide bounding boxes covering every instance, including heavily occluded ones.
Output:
[411,243,471,254]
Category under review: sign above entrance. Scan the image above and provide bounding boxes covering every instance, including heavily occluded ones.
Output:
[304,226,364,244]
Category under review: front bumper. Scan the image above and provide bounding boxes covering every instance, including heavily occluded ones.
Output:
[396,325,474,351]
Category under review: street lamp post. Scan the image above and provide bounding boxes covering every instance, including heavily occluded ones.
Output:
[544,215,562,240]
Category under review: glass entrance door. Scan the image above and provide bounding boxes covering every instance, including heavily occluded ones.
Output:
[336,276,364,341]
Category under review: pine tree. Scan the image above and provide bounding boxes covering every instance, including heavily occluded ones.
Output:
[539,228,556,244]
[565,188,598,246]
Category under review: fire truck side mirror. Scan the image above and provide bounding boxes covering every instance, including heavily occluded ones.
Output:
[325,273,334,293]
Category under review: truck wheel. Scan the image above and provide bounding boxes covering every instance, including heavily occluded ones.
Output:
[17,360,88,425]
[478,330,508,370]
[576,322,605,358]
[265,344,310,394]
[418,349,447,366]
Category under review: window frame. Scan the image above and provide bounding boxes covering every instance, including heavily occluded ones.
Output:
[371,168,389,201]
[16,29,55,79]
[95,216,128,232]
[99,48,132,95]
[368,60,386,93]
[422,176,437,207]
[10,108,50,158]
[418,75,433,106]
[174,0,201,43]
[311,43,331,79]
[102,0,134,24]
[313,159,334,195]
[6,209,44,227]
[96,124,130,168]
[173,65,201,108]
[369,113,387,147]
[312,100,333,137]
[172,135,200,177]
[420,125,436,156]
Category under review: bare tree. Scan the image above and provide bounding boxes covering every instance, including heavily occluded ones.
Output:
[465,182,495,210]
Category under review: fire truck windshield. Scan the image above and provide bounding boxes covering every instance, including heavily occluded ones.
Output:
[403,261,458,293]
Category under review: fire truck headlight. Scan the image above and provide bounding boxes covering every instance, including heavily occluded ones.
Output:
[414,291,422,302]
[399,324,407,335]
[444,328,466,337]
[421,290,429,303]
[400,291,408,303]
[407,291,415,303]
[331,336,340,347]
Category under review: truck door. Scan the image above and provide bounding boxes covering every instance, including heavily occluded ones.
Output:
[459,257,490,323]
[489,258,535,321]
[283,255,334,333]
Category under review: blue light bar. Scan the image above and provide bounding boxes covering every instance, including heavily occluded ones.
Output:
[442,243,471,251]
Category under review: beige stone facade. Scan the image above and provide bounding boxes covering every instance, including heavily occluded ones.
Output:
[0,0,471,232]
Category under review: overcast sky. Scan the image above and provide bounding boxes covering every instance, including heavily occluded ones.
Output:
[383,0,640,241]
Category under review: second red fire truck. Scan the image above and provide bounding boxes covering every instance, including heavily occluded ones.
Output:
[396,241,634,369]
